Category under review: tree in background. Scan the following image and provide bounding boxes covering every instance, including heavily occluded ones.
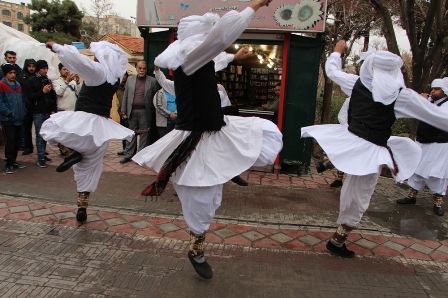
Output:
[320,0,380,124]
[80,21,98,44]
[370,0,448,92]
[24,0,83,44]
[89,0,114,39]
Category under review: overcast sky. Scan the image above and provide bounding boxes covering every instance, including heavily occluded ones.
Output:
[10,0,138,19]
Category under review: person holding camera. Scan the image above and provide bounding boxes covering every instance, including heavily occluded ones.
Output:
[24,60,57,168]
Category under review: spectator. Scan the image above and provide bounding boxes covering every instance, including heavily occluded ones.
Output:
[0,64,26,174]
[153,88,177,137]
[17,59,37,155]
[0,51,23,79]
[25,60,57,168]
[119,61,159,164]
[115,72,129,155]
[52,63,80,112]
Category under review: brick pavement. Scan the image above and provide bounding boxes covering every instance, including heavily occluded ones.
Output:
[1,217,448,297]
[1,194,447,263]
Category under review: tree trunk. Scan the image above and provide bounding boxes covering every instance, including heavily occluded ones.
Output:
[320,75,334,124]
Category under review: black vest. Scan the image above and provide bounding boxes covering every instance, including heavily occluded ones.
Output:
[75,80,119,117]
[416,98,448,144]
[174,61,225,131]
[348,79,397,147]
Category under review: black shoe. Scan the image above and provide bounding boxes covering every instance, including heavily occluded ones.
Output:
[231,175,248,186]
[45,151,49,155]
[117,151,125,156]
[330,179,343,188]
[326,240,355,258]
[12,162,27,169]
[22,150,33,155]
[36,160,47,168]
[4,165,14,174]
[187,252,213,279]
[396,197,416,205]
[45,156,52,162]
[56,151,82,172]
[433,205,445,216]
[76,207,87,222]
[119,157,132,164]
[316,161,326,173]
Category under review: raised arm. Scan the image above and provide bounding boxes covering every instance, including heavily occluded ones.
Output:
[154,68,175,95]
[395,88,448,132]
[182,0,271,75]
[47,42,107,86]
[325,41,359,97]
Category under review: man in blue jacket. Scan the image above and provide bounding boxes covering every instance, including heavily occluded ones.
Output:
[0,63,25,174]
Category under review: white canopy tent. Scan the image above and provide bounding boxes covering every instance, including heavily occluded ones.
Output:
[0,23,61,80]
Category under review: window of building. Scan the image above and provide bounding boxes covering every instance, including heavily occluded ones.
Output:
[17,12,23,20]
[2,9,11,17]
[17,23,24,31]
[3,21,12,27]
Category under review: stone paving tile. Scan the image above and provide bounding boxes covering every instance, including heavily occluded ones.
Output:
[299,235,321,246]
[31,209,53,217]
[270,233,293,243]
[9,206,30,213]
[437,245,448,254]
[242,231,265,241]
[410,243,434,255]
[383,241,405,252]
[158,223,179,233]
[131,221,150,229]
[54,212,75,220]
[105,218,127,226]
[215,228,237,239]
[355,239,378,250]
[0,203,7,209]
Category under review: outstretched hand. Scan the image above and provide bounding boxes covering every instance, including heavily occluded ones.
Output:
[250,0,273,11]
[234,47,252,61]
[46,41,55,53]
[334,40,347,55]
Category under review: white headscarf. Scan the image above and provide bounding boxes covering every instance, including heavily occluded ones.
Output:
[359,49,405,105]
[431,77,448,95]
[154,12,221,70]
[90,41,128,84]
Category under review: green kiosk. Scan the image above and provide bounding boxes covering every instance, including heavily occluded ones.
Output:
[136,0,327,175]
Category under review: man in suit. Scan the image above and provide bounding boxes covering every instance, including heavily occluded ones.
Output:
[120,60,159,163]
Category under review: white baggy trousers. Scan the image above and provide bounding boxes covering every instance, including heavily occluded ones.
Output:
[173,183,223,235]
[337,171,380,227]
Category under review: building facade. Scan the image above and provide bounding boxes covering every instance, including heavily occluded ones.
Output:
[0,0,30,34]
[84,15,139,38]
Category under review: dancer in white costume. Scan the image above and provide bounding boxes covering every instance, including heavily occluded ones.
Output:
[41,41,134,223]
[132,0,281,279]
[397,77,448,216]
[301,40,448,257]
[154,66,249,186]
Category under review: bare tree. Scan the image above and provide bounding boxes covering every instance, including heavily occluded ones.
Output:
[320,0,380,124]
[370,0,448,92]
[90,0,114,37]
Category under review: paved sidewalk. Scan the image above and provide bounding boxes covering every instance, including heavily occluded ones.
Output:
[1,194,448,263]
[0,217,448,297]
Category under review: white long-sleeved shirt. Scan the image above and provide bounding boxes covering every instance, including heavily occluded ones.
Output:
[52,43,107,86]
[181,7,254,75]
[52,76,80,111]
[326,52,448,131]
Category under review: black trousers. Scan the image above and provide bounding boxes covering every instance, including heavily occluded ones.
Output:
[21,112,34,152]
[1,122,21,166]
